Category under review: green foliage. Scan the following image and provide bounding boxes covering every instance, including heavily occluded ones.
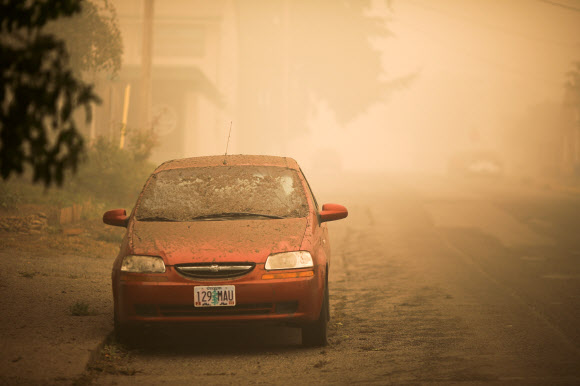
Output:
[65,133,157,208]
[0,0,100,187]
[18,271,37,279]
[0,181,21,209]
[44,0,123,76]
[88,340,135,376]
[95,228,125,244]
[0,130,157,215]
[0,175,84,209]
[70,301,93,316]
[125,128,160,163]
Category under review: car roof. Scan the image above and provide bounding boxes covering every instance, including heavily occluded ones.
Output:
[153,155,301,173]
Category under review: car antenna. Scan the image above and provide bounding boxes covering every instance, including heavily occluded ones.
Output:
[223,121,233,165]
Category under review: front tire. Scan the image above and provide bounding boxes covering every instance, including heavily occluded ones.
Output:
[114,308,128,343]
[301,286,329,347]
[114,308,141,345]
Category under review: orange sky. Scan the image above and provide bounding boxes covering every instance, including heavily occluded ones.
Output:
[295,0,580,173]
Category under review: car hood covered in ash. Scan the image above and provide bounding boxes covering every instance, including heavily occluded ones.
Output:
[128,218,308,265]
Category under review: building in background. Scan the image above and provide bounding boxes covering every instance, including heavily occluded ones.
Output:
[94,0,238,163]
[94,0,325,162]
[91,1,384,165]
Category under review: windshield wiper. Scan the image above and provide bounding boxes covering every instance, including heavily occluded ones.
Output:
[138,216,179,222]
[191,212,285,221]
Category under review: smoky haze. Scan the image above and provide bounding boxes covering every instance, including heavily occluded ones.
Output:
[5,2,580,382]
[105,0,579,179]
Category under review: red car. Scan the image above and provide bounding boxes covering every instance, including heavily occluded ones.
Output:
[103,155,348,346]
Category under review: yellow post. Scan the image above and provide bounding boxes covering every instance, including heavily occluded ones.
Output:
[120,84,131,149]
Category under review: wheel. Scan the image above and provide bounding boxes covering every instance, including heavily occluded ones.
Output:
[114,307,128,343]
[301,285,329,347]
[114,307,141,345]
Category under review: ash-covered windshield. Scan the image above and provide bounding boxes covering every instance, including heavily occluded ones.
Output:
[136,166,309,221]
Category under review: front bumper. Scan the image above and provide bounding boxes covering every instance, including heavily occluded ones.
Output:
[114,265,324,326]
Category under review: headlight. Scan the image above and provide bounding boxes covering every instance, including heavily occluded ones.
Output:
[265,251,313,270]
[121,255,166,273]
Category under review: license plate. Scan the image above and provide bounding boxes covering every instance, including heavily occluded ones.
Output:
[194,285,236,307]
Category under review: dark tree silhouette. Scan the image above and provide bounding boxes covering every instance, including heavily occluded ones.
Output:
[44,0,123,76]
[0,0,100,186]
[289,1,391,124]
[236,0,397,151]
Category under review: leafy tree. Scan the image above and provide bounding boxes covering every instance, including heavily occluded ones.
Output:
[44,0,122,77]
[288,1,391,124]
[0,0,120,187]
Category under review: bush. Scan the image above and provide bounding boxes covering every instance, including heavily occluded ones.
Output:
[70,301,94,316]
[0,130,158,216]
[1,175,82,209]
[0,182,21,209]
[65,131,157,208]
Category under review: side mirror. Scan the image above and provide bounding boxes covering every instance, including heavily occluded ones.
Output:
[103,209,129,228]
[319,203,348,223]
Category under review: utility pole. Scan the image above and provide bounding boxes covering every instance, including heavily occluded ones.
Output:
[140,0,154,130]
[282,0,289,154]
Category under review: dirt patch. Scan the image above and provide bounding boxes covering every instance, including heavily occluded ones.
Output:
[87,195,497,385]
[0,216,124,384]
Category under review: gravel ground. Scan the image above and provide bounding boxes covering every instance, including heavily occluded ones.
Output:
[2,173,580,385]
[0,218,124,385]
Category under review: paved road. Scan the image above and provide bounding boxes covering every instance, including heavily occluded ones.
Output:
[93,174,580,385]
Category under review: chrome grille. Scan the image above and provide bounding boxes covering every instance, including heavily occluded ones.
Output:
[175,263,255,279]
